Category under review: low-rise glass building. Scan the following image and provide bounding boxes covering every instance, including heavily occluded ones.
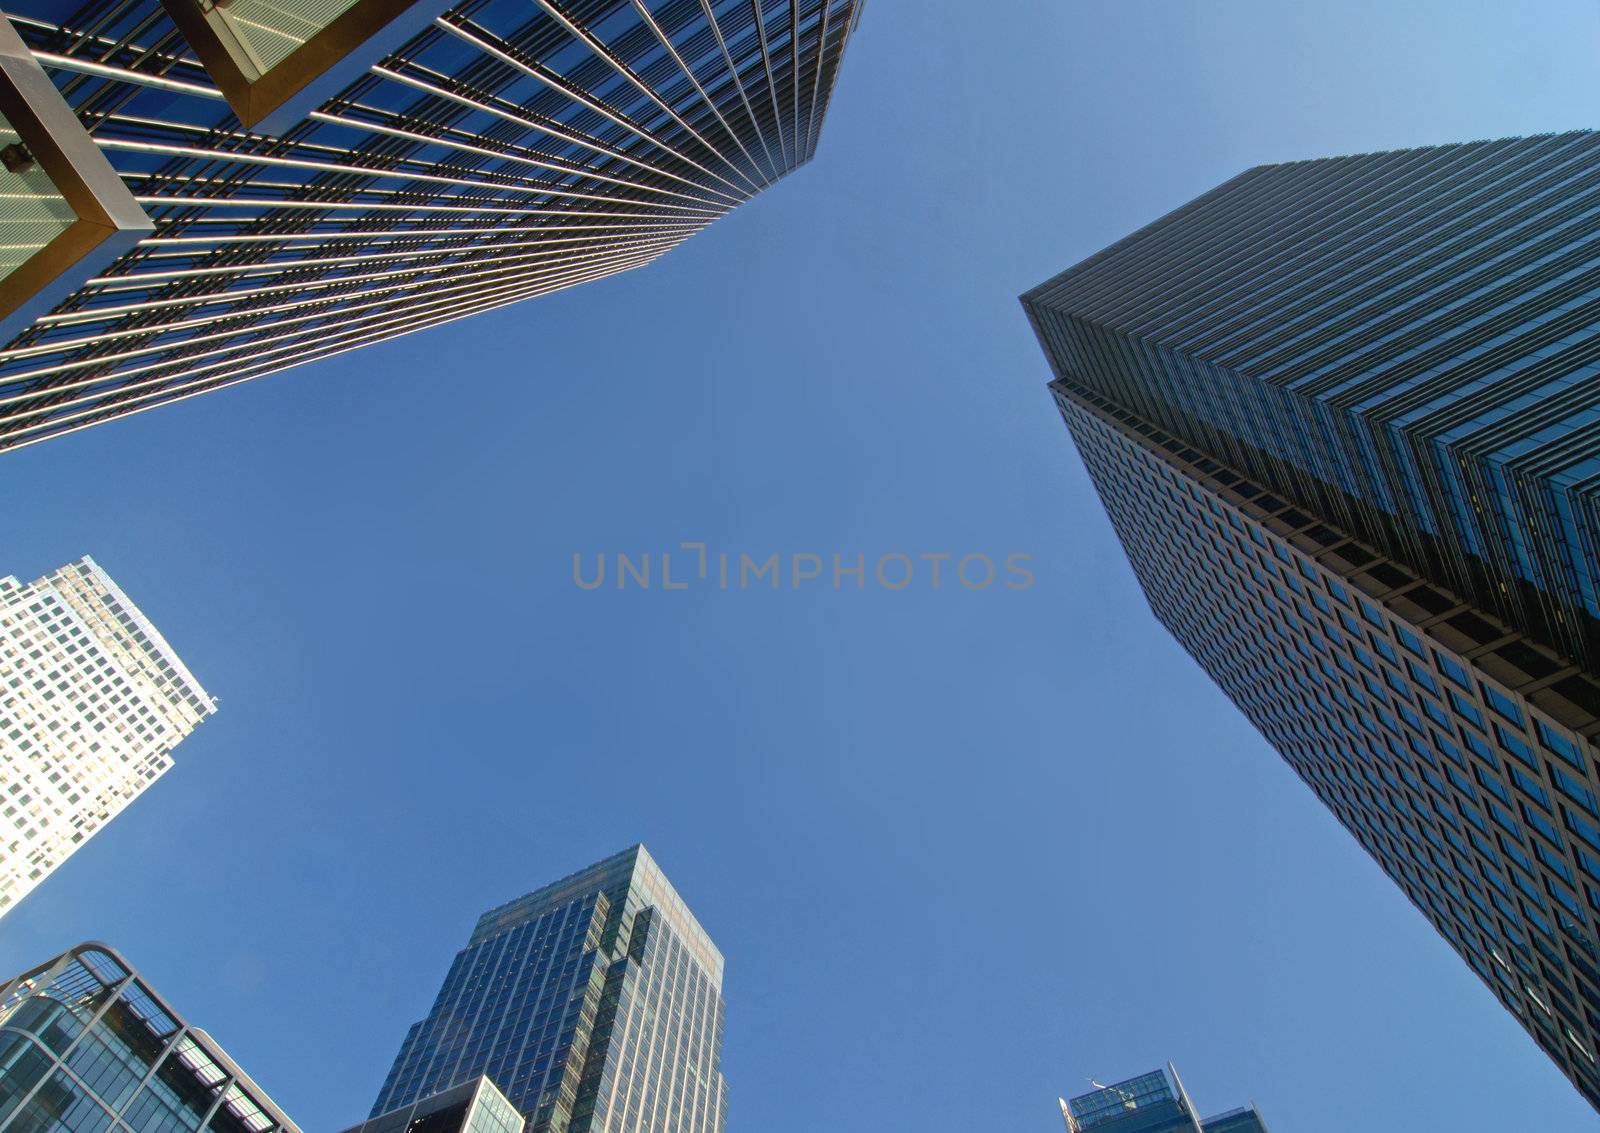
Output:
[1060,1067,1266,1133]
[342,1077,524,1133]
[0,943,299,1133]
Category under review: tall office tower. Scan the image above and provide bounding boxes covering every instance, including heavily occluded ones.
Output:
[1023,131,1600,1107]
[0,0,866,451]
[1059,1067,1266,1133]
[0,942,300,1133]
[371,844,727,1133]
[0,555,214,915]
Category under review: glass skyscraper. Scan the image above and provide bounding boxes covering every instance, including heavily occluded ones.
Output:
[0,942,300,1133]
[1028,130,1600,671]
[1059,1067,1266,1133]
[371,844,727,1133]
[0,555,214,916]
[1025,132,1600,1108]
[0,0,865,450]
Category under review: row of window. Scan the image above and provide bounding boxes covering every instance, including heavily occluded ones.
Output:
[1061,392,1600,1096]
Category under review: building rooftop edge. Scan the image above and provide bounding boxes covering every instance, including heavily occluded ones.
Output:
[1017,127,1599,309]
[468,844,726,979]
[72,554,216,711]
[470,843,646,937]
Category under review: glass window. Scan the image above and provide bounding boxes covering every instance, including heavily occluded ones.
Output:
[1482,684,1526,727]
[0,19,151,337]
[159,0,449,129]
[1432,651,1470,689]
[1496,724,1538,771]
[1536,720,1586,772]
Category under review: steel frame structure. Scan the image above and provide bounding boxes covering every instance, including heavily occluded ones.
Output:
[0,0,865,450]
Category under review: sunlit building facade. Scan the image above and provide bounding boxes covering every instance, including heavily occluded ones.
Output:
[0,555,214,916]
[1060,1067,1266,1133]
[372,844,728,1133]
[0,942,299,1133]
[0,0,866,450]
[1025,133,1600,1109]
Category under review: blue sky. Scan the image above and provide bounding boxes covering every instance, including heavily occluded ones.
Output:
[3,2,1600,1130]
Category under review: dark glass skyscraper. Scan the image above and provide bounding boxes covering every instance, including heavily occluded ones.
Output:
[370,845,727,1133]
[0,0,864,450]
[1059,1067,1267,1133]
[1028,130,1600,671]
[1025,132,1600,1108]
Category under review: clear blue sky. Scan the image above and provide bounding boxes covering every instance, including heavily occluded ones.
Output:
[3,2,1599,1130]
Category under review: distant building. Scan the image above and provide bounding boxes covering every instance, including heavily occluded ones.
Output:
[1025,132,1600,1108]
[0,556,214,915]
[0,942,299,1132]
[343,1077,524,1133]
[371,844,727,1133]
[1060,1067,1266,1133]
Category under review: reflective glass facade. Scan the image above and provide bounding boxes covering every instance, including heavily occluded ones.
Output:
[0,112,77,276]
[0,13,151,332]
[1025,134,1600,1110]
[1024,131,1600,670]
[1061,1067,1266,1133]
[0,0,865,450]
[206,0,370,76]
[372,845,727,1133]
[0,556,214,916]
[0,943,299,1133]
[1054,387,1600,1109]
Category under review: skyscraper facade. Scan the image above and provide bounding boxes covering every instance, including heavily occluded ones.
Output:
[0,0,865,451]
[371,844,727,1133]
[1059,1067,1267,1133]
[0,555,214,916]
[0,942,300,1133]
[1027,130,1600,671]
[1024,132,1600,1108]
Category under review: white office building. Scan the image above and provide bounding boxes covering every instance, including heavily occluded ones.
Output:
[0,556,214,914]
